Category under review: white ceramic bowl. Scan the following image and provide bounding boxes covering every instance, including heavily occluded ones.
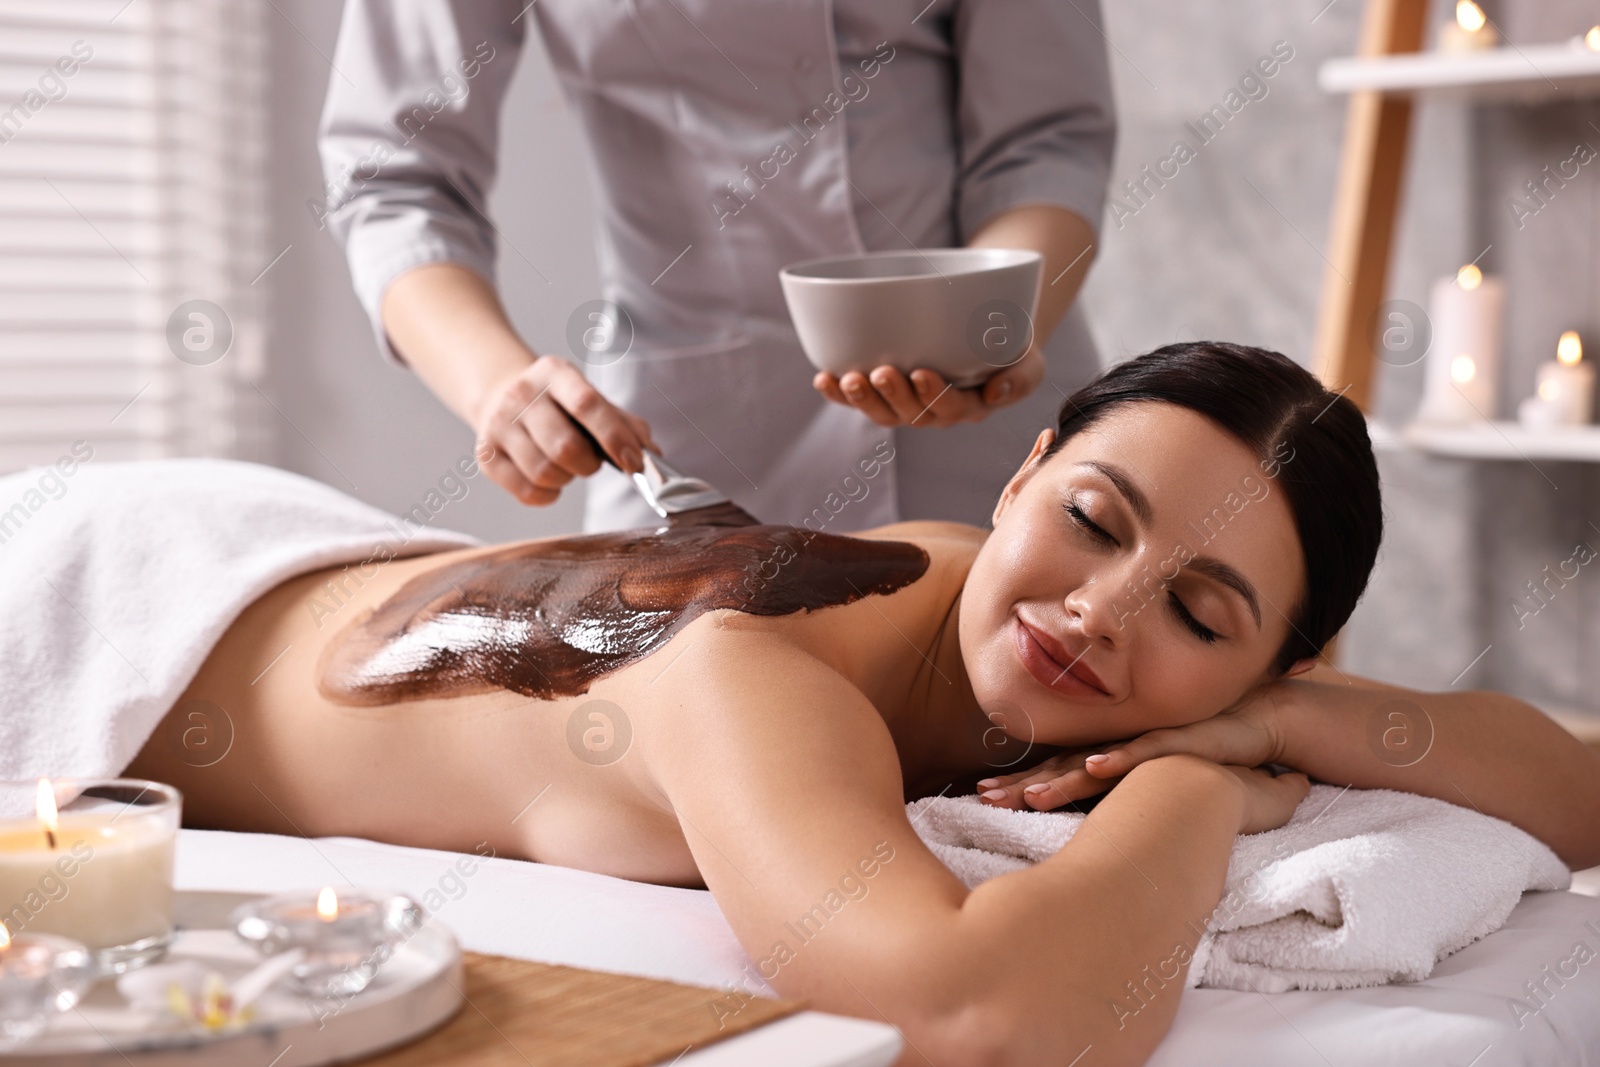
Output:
[779,248,1042,389]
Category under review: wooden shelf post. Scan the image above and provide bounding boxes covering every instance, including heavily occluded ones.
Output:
[1311,0,1432,412]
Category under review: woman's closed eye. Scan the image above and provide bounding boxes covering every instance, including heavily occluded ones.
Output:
[1063,498,1221,644]
[1063,498,1114,545]
[1168,590,1219,643]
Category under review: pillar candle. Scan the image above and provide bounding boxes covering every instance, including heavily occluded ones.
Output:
[1519,330,1595,427]
[1417,265,1505,424]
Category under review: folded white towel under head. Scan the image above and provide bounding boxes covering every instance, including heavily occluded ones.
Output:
[907,784,1570,992]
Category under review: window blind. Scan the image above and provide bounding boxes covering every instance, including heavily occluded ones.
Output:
[0,0,267,475]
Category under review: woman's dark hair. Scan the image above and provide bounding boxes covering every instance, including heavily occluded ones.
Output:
[1040,341,1381,676]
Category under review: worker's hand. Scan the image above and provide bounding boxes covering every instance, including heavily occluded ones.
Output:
[472,356,658,506]
[812,346,1045,428]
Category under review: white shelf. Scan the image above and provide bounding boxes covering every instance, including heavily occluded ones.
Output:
[1319,41,1600,103]
[1369,417,1600,461]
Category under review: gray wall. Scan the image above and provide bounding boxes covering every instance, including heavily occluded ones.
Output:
[258,1,1600,719]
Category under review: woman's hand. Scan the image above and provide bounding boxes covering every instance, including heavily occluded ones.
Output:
[975,747,1117,811]
[977,683,1297,811]
[1218,762,1311,835]
[812,346,1045,428]
[473,356,658,506]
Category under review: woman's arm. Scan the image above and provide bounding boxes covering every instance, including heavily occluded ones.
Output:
[981,665,1600,871]
[1269,666,1600,869]
[643,633,1303,1067]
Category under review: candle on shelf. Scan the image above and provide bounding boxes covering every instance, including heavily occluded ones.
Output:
[0,779,179,976]
[1416,264,1506,424]
[232,887,423,1000]
[0,925,94,1044]
[1518,331,1595,429]
[1437,0,1499,52]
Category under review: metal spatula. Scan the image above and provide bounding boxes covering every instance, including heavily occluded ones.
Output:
[562,412,758,525]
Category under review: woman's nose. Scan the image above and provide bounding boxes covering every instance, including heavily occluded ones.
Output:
[1064,555,1161,644]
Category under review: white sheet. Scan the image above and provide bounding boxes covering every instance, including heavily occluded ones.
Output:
[177,829,1600,1065]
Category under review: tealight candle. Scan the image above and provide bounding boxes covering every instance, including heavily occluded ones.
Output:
[0,779,179,975]
[1437,0,1499,52]
[1519,330,1595,428]
[1417,264,1505,424]
[232,887,423,1000]
[0,926,94,1044]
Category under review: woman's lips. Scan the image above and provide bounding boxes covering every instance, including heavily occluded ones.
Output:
[1014,618,1110,698]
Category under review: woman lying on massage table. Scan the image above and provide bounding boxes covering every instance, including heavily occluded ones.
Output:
[128,342,1600,1067]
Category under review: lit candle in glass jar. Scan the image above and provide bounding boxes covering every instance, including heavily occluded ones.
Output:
[1519,331,1595,428]
[0,779,179,975]
[1417,264,1505,424]
[232,887,423,1000]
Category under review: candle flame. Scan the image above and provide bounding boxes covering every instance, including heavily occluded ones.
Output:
[1587,26,1600,52]
[1455,0,1486,32]
[0,925,10,951]
[316,887,339,921]
[1558,330,1583,366]
[1539,378,1562,401]
[35,778,57,849]
[1450,355,1476,383]
[1456,264,1483,290]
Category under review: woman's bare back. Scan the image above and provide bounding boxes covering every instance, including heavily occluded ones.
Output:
[126,519,985,887]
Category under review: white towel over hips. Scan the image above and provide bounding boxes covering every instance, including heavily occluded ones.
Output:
[906,784,1570,992]
[0,459,478,794]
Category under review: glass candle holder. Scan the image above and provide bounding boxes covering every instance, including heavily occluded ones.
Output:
[0,779,180,976]
[0,931,94,1044]
[231,888,424,1000]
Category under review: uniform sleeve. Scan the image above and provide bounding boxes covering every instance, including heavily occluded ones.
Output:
[951,0,1117,243]
[316,0,528,364]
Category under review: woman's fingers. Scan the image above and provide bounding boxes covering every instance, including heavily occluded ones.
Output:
[977,769,1112,811]
[1083,732,1186,778]
[1084,712,1281,779]
[976,752,1114,810]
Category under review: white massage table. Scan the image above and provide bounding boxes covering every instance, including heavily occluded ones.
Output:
[177,830,1600,1066]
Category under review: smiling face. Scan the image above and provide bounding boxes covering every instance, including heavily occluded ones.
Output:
[959,400,1313,747]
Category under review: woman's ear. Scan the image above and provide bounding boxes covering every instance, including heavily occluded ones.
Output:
[1282,656,1319,679]
[991,428,1057,527]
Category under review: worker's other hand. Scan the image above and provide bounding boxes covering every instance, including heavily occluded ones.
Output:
[472,356,658,506]
[811,346,1045,428]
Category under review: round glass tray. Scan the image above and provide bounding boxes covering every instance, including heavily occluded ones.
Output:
[3,890,463,1065]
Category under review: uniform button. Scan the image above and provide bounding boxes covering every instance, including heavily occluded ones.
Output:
[795,54,814,73]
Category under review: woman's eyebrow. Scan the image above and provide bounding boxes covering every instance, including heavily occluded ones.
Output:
[1185,557,1263,632]
[1076,460,1152,525]
[1074,460,1262,631]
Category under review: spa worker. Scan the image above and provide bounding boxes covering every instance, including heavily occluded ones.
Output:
[318,0,1116,532]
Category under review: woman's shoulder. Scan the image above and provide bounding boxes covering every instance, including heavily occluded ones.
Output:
[851,519,989,550]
